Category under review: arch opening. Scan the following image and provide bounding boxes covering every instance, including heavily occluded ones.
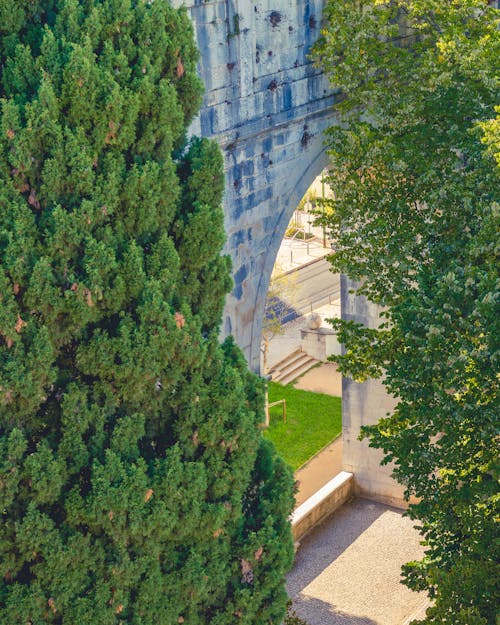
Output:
[247,147,332,373]
[260,171,341,379]
[259,163,345,502]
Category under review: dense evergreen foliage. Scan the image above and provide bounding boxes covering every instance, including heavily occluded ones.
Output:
[0,1,294,623]
[315,1,499,623]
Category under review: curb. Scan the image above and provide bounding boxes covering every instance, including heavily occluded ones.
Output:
[291,471,354,543]
[279,253,330,278]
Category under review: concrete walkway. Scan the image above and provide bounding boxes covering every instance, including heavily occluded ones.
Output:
[294,361,342,397]
[275,236,331,273]
[295,436,343,507]
[287,498,429,625]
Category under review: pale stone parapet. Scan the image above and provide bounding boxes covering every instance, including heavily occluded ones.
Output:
[291,471,354,542]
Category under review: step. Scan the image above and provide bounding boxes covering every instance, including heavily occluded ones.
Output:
[269,353,313,382]
[268,353,308,380]
[277,358,318,385]
[273,356,319,385]
[268,348,303,374]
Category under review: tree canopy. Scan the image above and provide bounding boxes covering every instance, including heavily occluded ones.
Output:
[0,1,294,623]
[315,1,499,623]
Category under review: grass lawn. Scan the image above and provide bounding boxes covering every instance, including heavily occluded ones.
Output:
[263,381,342,471]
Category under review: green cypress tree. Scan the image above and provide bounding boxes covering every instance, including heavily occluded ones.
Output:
[0,2,294,623]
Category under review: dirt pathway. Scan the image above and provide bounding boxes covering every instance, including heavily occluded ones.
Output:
[295,437,343,506]
[293,361,342,397]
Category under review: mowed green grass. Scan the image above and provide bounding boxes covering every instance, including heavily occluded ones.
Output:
[263,381,342,471]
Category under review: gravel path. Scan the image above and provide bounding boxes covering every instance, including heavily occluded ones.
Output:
[287,498,429,625]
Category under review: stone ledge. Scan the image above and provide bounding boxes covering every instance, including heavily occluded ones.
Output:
[291,471,354,542]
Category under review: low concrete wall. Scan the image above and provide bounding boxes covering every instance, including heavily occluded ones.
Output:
[300,327,342,361]
[291,471,353,542]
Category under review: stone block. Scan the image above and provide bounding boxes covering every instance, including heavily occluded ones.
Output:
[179,0,405,507]
[291,472,354,541]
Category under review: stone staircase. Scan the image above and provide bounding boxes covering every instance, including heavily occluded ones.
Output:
[268,348,319,385]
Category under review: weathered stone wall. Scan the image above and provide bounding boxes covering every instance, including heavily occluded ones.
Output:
[341,276,408,507]
[174,0,407,506]
[172,0,338,371]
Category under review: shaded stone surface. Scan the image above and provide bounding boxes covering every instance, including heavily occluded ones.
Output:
[288,499,429,625]
[172,0,338,371]
[174,0,407,505]
[341,277,408,505]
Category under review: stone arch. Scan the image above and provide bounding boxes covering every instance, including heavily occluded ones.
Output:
[248,146,330,371]
[171,0,339,371]
[174,0,407,506]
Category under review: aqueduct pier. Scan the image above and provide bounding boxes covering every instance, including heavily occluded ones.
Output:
[173,0,406,507]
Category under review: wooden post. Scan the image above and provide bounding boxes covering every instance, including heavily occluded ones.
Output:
[267,399,286,423]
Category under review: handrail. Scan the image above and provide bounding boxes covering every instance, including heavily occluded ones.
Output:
[265,398,286,426]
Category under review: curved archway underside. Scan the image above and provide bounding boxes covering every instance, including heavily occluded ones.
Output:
[173,0,337,370]
[175,0,407,507]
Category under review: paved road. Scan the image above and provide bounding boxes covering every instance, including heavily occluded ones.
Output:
[268,258,340,324]
[291,258,340,314]
[287,498,429,625]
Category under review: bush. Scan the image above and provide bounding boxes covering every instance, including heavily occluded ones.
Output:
[0,2,294,623]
